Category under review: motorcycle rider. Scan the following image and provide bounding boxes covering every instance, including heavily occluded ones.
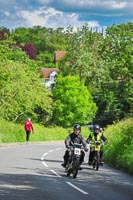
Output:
[61,124,88,169]
[86,125,107,165]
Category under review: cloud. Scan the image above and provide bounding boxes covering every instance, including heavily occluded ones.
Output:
[60,0,128,10]
[16,6,100,29]
[0,0,132,30]
[38,0,51,4]
[4,11,10,16]
[38,0,132,14]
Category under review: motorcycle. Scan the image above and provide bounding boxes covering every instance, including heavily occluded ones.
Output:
[65,142,83,179]
[89,141,103,171]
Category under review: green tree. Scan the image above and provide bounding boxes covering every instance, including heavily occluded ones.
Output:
[58,23,133,126]
[95,23,133,125]
[0,27,10,40]
[52,75,97,127]
[0,44,53,123]
[36,51,55,68]
[59,24,105,82]
[0,40,29,63]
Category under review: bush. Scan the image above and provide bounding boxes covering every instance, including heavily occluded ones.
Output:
[104,118,133,175]
[0,119,25,143]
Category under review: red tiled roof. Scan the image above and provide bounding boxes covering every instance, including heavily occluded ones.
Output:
[55,51,66,62]
[41,68,59,80]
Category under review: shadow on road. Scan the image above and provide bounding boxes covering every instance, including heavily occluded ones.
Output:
[0,172,65,200]
[28,157,62,163]
[0,163,133,200]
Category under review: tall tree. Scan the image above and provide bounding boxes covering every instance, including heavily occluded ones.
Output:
[96,22,133,124]
[23,43,37,60]
[0,27,10,40]
[59,24,104,82]
[52,75,97,127]
[0,44,53,123]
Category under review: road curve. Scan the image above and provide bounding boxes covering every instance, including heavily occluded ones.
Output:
[0,142,132,200]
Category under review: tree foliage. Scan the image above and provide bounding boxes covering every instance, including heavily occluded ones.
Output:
[23,43,37,60]
[95,23,133,125]
[0,23,132,127]
[52,75,97,127]
[0,27,10,40]
[0,43,53,123]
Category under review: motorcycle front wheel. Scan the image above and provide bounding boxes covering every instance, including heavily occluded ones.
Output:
[67,171,71,176]
[72,159,79,179]
[93,154,99,171]
[72,168,78,179]
[95,159,99,171]
[93,161,99,170]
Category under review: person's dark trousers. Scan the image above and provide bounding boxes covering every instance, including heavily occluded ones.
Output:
[100,150,104,160]
[26,131,31,141]
[63,150,70,165]
[79,151,85,165]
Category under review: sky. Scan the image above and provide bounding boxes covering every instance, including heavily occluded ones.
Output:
[0,0,133,30]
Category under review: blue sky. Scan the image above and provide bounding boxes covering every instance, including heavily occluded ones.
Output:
[0,0,133,30]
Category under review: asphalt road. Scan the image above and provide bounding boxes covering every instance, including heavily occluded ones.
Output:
[0,142,133,200]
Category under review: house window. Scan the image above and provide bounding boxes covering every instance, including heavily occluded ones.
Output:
[49,71,57,81]
[50,75,55,81]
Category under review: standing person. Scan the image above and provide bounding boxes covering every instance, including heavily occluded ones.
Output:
[24,118,34,142]
[61,124,88,170]
[86,125,107,164]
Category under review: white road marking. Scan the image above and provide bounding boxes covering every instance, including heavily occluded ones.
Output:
[50,169,62,177]
[56,148,62,151]
[43,152,48,157]
[41,157,43,161]
[42,161,48,167]
[41,148,63,177]
[48,149,54,152]
[66,182,88,195]
[41,148,97,197]
[0,184,34,189]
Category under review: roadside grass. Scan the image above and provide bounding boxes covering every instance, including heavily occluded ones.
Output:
[0,119,90,143]
[104,118,133,175]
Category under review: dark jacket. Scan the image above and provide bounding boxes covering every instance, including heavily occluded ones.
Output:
[65,132,87,149]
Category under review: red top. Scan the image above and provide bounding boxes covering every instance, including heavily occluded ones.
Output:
[24,120,33,131]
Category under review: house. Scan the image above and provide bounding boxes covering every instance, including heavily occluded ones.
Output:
[41,51,66,89]
[55,51,66,64]
[41,68,59,89]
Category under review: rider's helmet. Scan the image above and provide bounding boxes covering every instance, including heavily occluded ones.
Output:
[93,125,100,132]
[100,128,103,132]
[73,124,81,131]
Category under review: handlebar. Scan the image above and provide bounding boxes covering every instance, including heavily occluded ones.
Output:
[66,142,83,151]
[89,141,104,146]
[66,142,88,152]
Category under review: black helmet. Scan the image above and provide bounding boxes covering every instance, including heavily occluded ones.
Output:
[73,124,81,131]
[93,125,100,130]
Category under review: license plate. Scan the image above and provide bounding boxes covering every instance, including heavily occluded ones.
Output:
[74,148,81,155]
